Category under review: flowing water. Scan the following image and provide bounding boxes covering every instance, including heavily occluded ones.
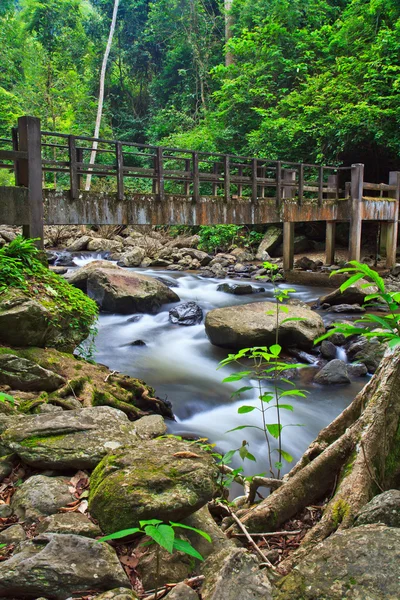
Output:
[71,253,367,479]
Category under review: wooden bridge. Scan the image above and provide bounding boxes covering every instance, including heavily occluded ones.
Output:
[0,116,399,270]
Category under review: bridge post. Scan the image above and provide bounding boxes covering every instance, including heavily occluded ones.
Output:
[282,169,296,271]
[325,174,337,265]
[17,116,44,248]
[385,171,400,268]
[349,163,364,262]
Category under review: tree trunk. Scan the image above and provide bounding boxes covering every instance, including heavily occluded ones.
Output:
[85,0,119,191]
[228,348,400,572]
[224,0,234,67]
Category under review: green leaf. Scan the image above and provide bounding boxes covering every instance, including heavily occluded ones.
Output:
[169,523,211,542]
[221,449,237,464]
[387,337,400,348]
[226,425,264,433]
[98,527,142,542]
[266,423,283,439]
[269,344,281,356]
[278,404,294,411]
[231,386,253,397]
[222,371,252,383]
[339,273,364,292]
[279,390,307,398]
[139,519,163,527]
[144,524,175,553]
[173,538,204,561]
[260,393,274,403]
[281,317,306,324]
[280,450,293,462]
[238,405,256,414]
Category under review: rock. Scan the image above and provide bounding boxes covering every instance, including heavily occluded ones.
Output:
[347,363,368,377]
[295,256,316,270]
[0,523,26,545]
[118,247,146,267]
[274,524,400,600]
[320,278,375,306]
[87,238,123,253]
[68,261,179,314]
[0,504,13,518]
[36,512,102,538]
[390,264,400,278]
[0,228,16,243]
[169,302,203,326]
[49,266,68,275]
[151,258,173,267]
[37,404,63,414]
[3,407,166,470]
[209,253,236,267]
[94,589,138,600]
[320,340,337,360]
[355,490,400,528]
[177,248,211,266]
[216,283,253,295]
[89,438,218,534]
[0,354,65,392]
[230,247,253,262]
[0,533,129,599]
[346,337,386,373]
[313,359,350,385]
[166,583,198,600]
[129,339,146,346]
[66,235,91,252]
[328,303,366,313]
[11,475,74,523]
[209,263,226,278]
[256,226,282,260]
[329,332,346,345]
[201,548,272,600]
[140,257,152,268]
[205,302,325,350]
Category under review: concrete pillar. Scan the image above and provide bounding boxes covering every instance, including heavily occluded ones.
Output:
[349,163,364,262]
[17,116,44,248]
[282,169,296,271]
[325,221,336,265]
[379,222,388,257]
[386,171,400,268]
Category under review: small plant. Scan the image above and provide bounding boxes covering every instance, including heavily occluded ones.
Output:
[0,392,14,406]
[99,519,211,597]
[315,260,400,348]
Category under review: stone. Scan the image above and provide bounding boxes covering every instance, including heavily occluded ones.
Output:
[0,504,13,518]
[346,337,386,373]
[347,363,368,377]
[230,247,253,262]
[355,490,400,528]
[216,283,253,295]
[3,407,166,470]
[66,235,91,252]
[205,302,325,350]
[87,238,123,253]
[169,302,203,326]
[0,354,65,392]
[140,257,152,268]
[0,524,26,545]
[166,583,198,600]
[118,247,146,267]
[36,512,102,538]
[256,226,282,260]
[320,340,337,360]
[329,332,346,345]
[328,303,366,313]
[313,359,350,385]
[49,266,68,275]
[201,548,272,600]
[320,278,375,306]
[0,533,129,599]
[274,524,400,600]
[94,589,138,600]
[177,248,211,266]
[11,475,74,523]
[68,261,179,314]
[0,228,16,243]
[295,256,316,270]
[89,438,218,534]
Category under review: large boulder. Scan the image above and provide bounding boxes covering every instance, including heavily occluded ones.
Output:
[0,354,65,392]
[274,524,400,599]
[205,302,325,350]
[3,407,166,470]
[320,278,375,306]
[36,512,102,538]
[256,226,282,260]
[216,283,254,295]
[0,533,129,599]
[87,238,123,253]
[355,490,400,528]
[11,475,74,523]
[89,438,218,534]
[67,261,179,313]
[66,235,91,252]
[118,247,146,267]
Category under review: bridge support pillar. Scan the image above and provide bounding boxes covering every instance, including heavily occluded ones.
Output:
[379,222,388,257]
[282,169,296,271]
[16,116,44,248]
[349,163,364,262]
[325,221,336,265]
[385,171,400,268]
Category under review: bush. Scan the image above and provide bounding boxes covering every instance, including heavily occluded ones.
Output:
[198,225,264,254]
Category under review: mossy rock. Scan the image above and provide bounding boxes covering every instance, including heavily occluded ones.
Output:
[89,438,218,534]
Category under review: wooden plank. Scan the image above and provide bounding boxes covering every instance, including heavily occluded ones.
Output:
[116,142,124,200]
[385,171,400,268]
[251,158,258,202]
[184,158,191,195]
[68,135,79,199]
[349,163,364,261]
[224,155,230,202]
[318,165,323,206]
[212,162,219,195]
[298,163,304,205]
[276,161,282,208]
[156,147,165,201]
[192,152,200,202]
[0,149,28,161]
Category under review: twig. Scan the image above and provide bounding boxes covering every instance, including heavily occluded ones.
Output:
[143,576,205,599]
[361,440,384,493]
[218,464,283,504]
[104,370,117,383]
[233,530,301,538]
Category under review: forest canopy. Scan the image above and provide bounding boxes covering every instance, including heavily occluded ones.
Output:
[0,0,399,176]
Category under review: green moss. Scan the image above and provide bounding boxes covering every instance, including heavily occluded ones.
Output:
[332,498,351,527]
[385,420,400,483]
[19,433,67,448]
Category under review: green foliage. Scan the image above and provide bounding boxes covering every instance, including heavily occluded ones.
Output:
[315,261,400,348]
[0,392,14,406]
[197,225,263,254]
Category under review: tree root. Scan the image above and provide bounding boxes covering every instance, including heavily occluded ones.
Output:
[226,349,400,572]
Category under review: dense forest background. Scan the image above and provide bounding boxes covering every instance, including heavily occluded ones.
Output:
[1,0,399,178]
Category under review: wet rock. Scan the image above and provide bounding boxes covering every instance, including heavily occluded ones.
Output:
[320,340,337,360]
[216,283,253,295]
[11,475,74,523]
[0,523,26,545]
[53,252,75,267]
[346,337,386,373]
[274,524,400,600]
[201,547,272,600]
[66,235,91,252]
[256,226,282,260]
[89,438,218,534]
[129,339,146,346]
[205,302,325,350]
[288,348,319,365]
[313,359,350,385]
[94,589,138,600]
[3,407,166,470]
[169,302,203,326]
[118,247,146,267]
[347,363,368,377]
[0,354,65,392]
[328,303,366,313]
[0,533,129,599]
[355,490,400,528]
[87,238,123,253]
[36,512,102,538]
[49,266,68,275]
[68,261,179,314]
[320,278,375,306]
[329,332,346,345]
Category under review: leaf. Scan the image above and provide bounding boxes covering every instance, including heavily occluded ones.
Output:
[170,522,212,542]
[139,519,163,527]
[269,344,281,356]
[280,450,293,462]
[277,404,294,411]
[339,273,364,292]
[238,405,256,414]
[98,527,143,542]
[173,452,201,458]
[222,371,252,383]
[260,393,274,403]
[231,386,253,397]
[226,425,264,433]
[387,337,400,348]
[144,524,175,553]
[279,390,307,398]
[266,423,283,439]
[221,449,237,464]
[281,317,306,324]
[173,538,204,561]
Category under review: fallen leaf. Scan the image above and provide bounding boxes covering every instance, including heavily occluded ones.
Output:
[173,452,200,459]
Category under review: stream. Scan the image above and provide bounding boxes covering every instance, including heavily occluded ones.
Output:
[71,254,367,480]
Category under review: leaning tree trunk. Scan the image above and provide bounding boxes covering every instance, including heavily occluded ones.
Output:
[228,348,400,572]
[85,0,119,191]
[224,0,234,67]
